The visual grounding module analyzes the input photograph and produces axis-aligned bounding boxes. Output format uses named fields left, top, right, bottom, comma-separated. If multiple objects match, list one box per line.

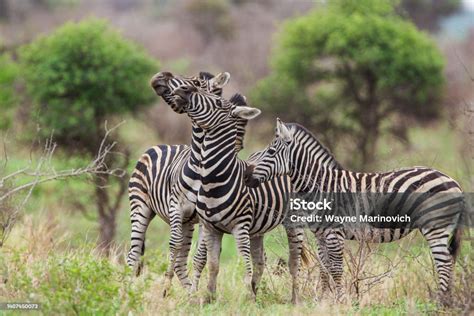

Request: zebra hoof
left=188, top=295, right=201, bottom=306
left=162, top=278, right=172, bottom=298
left=438, top=292, right=453, bottom=307
left=135, top=261, right=143, bottom=277
left=291, top=295, right=300, bottom=305
left=245, top=292, right=256, bottom=303
left=203, top=293, right=216, bottom=304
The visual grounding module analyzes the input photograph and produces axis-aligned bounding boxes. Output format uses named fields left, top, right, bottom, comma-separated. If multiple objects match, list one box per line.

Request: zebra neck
left=200, top=121, right=238, bottom=179
left=189, top=122, right=204, bottom=168
left=289, top=140, right=343, bottom=192
left=234, top=119, right=247, bottom=153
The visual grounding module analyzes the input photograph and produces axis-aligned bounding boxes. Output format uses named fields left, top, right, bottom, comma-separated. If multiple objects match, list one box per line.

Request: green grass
left=1, top=118, right=472, bottom=315
left=1, top=216, right=470, bottom=315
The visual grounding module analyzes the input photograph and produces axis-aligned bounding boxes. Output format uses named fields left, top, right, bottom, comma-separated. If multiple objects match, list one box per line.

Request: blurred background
left=0, top=0, right=473, bottom=313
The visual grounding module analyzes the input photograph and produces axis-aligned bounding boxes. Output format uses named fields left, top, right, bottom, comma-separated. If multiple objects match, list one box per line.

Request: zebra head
left=244, top=118, right=293, bottom=188
left=150, top=71, right=230, bottom=113
left=173, top=86, right=261, bottom=130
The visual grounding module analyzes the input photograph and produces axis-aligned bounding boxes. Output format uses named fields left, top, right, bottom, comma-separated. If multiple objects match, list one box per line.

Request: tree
left=20, top=19, right=158, bottom=252
left=251, top=0, right=444, bottom=168
left=0, top=52, right=18, bottom=130
left=0, top=126, right=125, bottom=248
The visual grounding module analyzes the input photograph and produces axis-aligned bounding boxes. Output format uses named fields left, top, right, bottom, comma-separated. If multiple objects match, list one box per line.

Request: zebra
left=127, top=71, right=244, bottom=295
left=244, top=118, right=465, bottom=305
left=172, top=85, right=306, bottom=304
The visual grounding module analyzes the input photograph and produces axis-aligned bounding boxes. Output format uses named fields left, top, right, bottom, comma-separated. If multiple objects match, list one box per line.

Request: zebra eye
left=193, top=80, right=201, bottom=87
left=216, top=100, right=222, bottom=107
left=267, top=147, right=276, bottom=157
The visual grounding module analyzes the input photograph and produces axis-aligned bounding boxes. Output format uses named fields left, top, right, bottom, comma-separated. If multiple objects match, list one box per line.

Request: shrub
left=6, top=249, right=149, bottom=314
left=251, top=0, right=445, bottom=168
left=20, top=18, right=158, bottom=147
left=19, top=19, right=159, bottom=250
left=0, top=52, right=19, bottom=130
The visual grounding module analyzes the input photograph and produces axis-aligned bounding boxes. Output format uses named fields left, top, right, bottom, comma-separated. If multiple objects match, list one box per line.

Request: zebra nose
left=244, top=165, right=259, bottom=188
left=150, top=72, right=174, bottom=95
left=156, top=71, right=173, bottom=79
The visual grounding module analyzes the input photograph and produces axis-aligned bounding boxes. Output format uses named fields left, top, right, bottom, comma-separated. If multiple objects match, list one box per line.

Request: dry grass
left=1, top=213, right=472, bottom=315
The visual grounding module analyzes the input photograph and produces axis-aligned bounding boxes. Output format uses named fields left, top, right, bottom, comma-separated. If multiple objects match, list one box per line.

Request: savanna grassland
left=1, top=0, right=473, bottom=315
left=1, top=117, right=472, bottom=315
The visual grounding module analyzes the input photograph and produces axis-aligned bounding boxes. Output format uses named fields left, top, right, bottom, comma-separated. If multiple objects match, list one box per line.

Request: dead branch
left=0, top=121, right=126, bottom=247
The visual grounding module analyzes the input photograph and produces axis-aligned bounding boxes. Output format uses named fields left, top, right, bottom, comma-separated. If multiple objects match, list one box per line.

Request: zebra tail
left=449, top=203, right=465, bottom=262
left=449, top=226, right=463, bottom=262
left=300, top=242, right=312, bottom=267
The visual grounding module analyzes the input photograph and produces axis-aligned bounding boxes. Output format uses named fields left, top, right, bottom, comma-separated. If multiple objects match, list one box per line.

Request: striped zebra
left=244, top=118, right=464, bottom=305
left=127, top=71, right=244, bottom=295
left=172, top=85, right=306, bottom=303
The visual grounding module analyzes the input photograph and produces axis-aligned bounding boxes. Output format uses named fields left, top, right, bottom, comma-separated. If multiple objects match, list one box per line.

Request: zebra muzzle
left=244, top=165, right=260, bottom=188
left=150, top=72, right=173, bottom=96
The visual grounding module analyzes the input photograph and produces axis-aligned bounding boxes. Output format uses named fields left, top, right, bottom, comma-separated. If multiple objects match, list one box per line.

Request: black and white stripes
left=245, top=118, right=464, bottom=304
left=173, top=86, right=305, bottom=303
left=127, top=72, right=235, bottom=294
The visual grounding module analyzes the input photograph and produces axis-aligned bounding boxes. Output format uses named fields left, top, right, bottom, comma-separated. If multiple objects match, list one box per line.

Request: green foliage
left=7, top=249, right=148, bottom=314
left=20, top=19, right=158, bottom=147
left=0, top=53, right=19, bottom=130
left=251, top=0, right=445, bottom=167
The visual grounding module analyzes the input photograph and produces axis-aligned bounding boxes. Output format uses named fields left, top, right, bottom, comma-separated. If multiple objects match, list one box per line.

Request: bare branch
left=0, top=121, right=127, bottom=247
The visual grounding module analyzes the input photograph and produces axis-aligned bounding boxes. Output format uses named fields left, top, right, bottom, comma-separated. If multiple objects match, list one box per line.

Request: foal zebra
left=173, top=85, right=305, bottom=303
left=244, top=119, right=464, bottom=304
left=127, top=71, right=244, bottom=294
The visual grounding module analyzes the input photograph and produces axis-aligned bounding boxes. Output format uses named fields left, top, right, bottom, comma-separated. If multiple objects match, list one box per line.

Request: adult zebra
left=172, top=85, right=306, bottom=304
left=244, top=118, right=464, bottom=305
left=127, top=71, right=244, bottom=295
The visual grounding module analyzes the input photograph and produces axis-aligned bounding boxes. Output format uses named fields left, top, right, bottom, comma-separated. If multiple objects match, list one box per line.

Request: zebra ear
left=277, top=118, right=292, bottom=142
left=210, top=72, right=230, bottom=89
left=231, top=106, right=261, bottom=120
left=199, top=71, right=215, bottom=80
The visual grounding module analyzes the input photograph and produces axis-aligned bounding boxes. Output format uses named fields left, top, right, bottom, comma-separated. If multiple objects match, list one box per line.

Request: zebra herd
left=126, top=71, right=464, bottom=305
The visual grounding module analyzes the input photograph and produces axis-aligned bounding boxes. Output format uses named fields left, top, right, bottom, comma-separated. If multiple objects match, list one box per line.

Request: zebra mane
left=199, top=71, right=215, bottom=80
left=229, top=93, right=247, bottom=107
left=287, top=123, right=343, bottom=169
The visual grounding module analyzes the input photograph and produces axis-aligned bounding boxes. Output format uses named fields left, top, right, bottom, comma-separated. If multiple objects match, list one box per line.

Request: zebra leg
left=250, top=236, right=265, bottom=296
left=314, top=232, right=330, bottom=299
left=422, top=227, right=455, bottom=306
left=127, top=201, right=155, bottom=276
left=173, top=221, right=194, bottom=292
left=204, top=227, right=223, bottom=304
left=326, top=230, right=345, bottom=301
left=162, top=204, right=184, bottom=297
left=233, top=226, right=255, bottom=301
left=191, top=223, right=207, bottom=293
left=285, top=227, right=304, bottom=304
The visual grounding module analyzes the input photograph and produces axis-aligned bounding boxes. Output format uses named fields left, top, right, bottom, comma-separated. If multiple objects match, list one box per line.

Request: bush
left=251, top=0, right=445, bottom=168
left=0, top=53, right=19, bottom=130
left=7, top=249, right=149, bottom=314
left=20, top=18, right=158, bottom=147
left=19, top=19, right=159, bottom=250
